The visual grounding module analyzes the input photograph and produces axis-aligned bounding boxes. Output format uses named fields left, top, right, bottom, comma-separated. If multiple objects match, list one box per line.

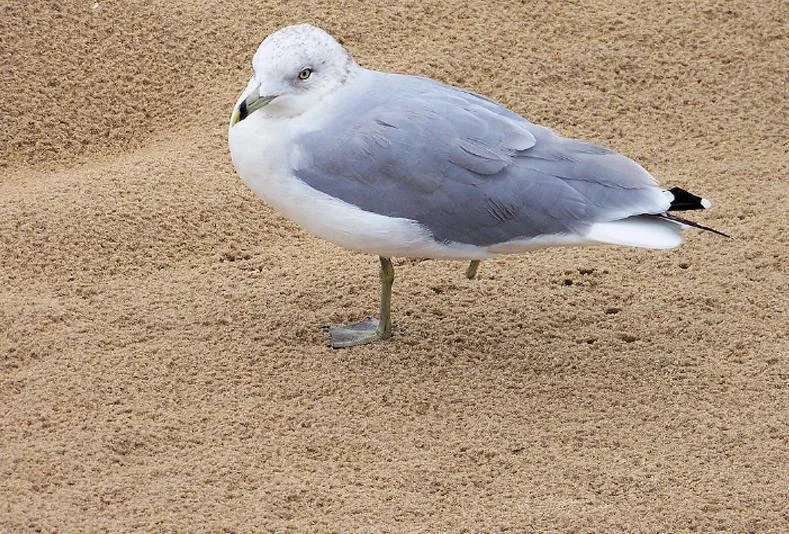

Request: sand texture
left=2, top=1, right=788, bottom=531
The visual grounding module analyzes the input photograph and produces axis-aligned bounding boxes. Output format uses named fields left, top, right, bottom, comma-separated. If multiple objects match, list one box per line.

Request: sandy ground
left=2, top=1, right=787, bottom=531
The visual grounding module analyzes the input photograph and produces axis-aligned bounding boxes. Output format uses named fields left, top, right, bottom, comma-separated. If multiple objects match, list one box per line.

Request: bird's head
left=230, top=24, right=357, bottom=125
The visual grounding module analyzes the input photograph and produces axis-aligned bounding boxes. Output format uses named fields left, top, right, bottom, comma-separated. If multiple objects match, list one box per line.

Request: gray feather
left=293, top=70, right=669, bottom=247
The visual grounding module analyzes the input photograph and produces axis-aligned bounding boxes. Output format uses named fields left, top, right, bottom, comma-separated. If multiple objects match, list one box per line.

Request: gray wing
left=293, top=72, right=669, bottom=247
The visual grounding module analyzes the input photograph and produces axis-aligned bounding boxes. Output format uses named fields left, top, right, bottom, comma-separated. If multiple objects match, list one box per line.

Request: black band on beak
left=231, top=89, right=277, bottom=126
left=237, top=99, right=249, bottom=123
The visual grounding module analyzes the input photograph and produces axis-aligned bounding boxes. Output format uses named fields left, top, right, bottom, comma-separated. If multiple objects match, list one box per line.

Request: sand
left=2, top=0, right=787, bottom=531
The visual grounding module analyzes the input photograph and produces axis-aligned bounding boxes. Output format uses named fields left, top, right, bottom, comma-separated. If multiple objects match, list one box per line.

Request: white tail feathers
left=585, top=216, right=684, bottom=249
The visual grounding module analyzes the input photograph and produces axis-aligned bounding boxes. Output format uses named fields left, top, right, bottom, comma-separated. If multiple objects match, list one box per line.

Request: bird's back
left=291, top=69, right=675, bottom=249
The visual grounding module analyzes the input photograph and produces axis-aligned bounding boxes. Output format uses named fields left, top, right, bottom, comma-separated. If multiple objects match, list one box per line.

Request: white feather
left=585, top=217, right=684, bottom=249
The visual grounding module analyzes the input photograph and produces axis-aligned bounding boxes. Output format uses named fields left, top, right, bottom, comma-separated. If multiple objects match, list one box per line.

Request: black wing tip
left=668, top=187, right=712, bottom=211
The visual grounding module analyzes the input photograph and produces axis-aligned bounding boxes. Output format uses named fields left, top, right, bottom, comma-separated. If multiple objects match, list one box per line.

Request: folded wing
left=293, top=71, right=673, bottom=248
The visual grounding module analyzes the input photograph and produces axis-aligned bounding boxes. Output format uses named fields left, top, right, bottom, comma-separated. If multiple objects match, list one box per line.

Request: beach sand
left=2, top=1, right=787, bottom=530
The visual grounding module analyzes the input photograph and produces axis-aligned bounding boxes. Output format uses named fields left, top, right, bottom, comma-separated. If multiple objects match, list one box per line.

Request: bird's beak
left=230, top=86, right=277, bottom=126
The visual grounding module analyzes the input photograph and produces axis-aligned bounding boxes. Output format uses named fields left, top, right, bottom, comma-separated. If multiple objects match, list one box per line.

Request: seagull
left=228, top=23, right=727, bottom=348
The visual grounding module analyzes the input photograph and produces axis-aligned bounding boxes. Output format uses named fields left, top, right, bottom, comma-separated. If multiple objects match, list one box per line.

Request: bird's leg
left=376, top=256, right=395, bottom=339
left=324, top=256, right=395, bottom=348
left=466, top=260, right=481, bottom=280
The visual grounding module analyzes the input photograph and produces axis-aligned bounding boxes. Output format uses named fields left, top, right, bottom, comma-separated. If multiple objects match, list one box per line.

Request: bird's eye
left=298, top=68, right=312, bottom=80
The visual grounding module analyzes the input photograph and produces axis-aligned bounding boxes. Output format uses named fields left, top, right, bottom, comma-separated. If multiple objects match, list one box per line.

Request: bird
left=228, top=23, right=727, bottom=348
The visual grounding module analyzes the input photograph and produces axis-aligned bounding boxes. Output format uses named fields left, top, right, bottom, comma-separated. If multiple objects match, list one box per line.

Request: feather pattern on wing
left=292, top=70, right=671, bottom=247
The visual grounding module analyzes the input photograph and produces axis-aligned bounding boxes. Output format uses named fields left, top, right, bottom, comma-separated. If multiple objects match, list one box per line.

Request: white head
left=231, top=24, right=358, bottom=123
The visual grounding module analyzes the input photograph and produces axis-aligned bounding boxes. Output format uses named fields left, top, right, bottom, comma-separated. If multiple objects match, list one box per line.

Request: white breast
left=228, top=109, right=490, bottom=260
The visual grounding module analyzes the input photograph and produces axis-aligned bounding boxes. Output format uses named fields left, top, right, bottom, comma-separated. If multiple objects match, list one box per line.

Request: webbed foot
left=323, top=317, right=391, bottom=348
